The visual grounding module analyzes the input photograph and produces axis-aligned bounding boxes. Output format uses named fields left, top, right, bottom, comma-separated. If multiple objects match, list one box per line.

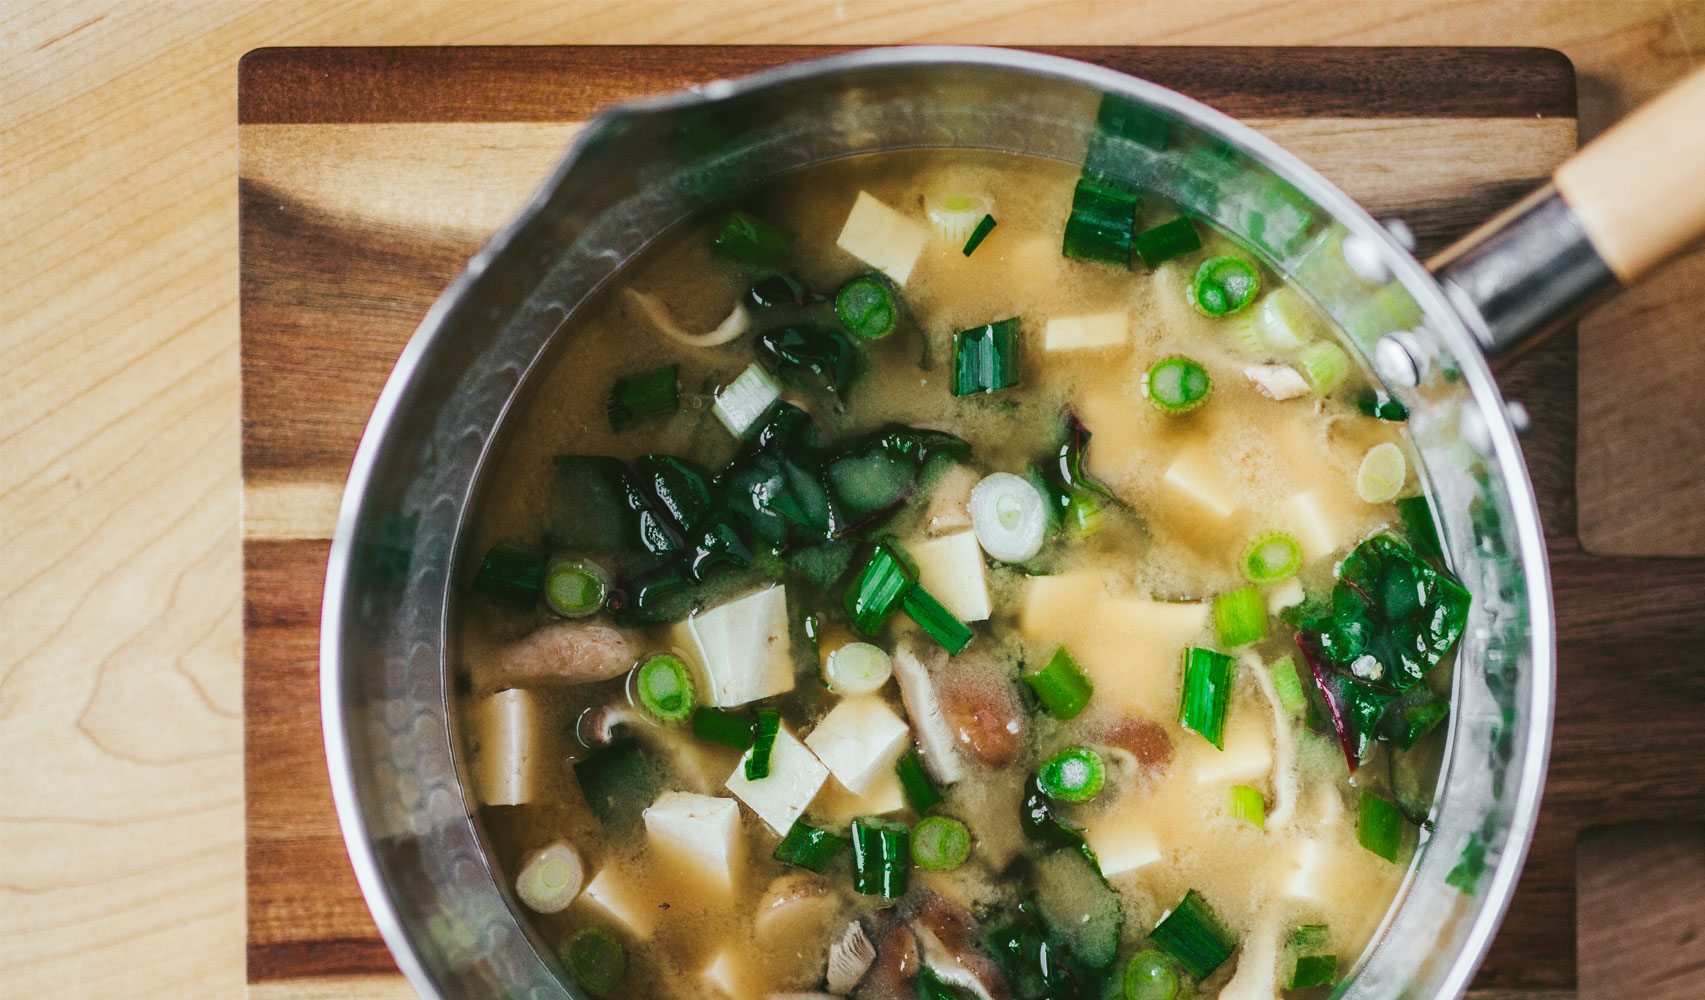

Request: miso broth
left=456, top=149, right=1469, bottom=1000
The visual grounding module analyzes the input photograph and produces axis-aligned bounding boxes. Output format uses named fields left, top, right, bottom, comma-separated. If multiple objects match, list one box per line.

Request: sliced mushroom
left=892, top=643, right=965, bottom=785
left=626, top=288, right=752, bottom=348
left=908, top=894, right=1011, bottom=1000
left=938, top=672, right=1024, bottom=769
left=1093, top=715, right=1174, bottom=773
left=1244, top=363, right=1310, bottom=400
left=754, top=871, right=837, bottom=942
left=575, top=703, right=642, bottom=748
left=826, top=919, right=878, bottom=996
left=1245, top=652, right=1299, bottom=828
left=924, top=464, right=979, bottom=537
left=491, top=621, right=635, bottom=688
left=852, top=919, right=920, bottom=1000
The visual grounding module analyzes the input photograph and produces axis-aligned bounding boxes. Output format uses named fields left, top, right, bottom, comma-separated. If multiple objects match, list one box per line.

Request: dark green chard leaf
left=632, top=455, right=716, bottom=537
left=712, top=211, right=792, bottom=273
left=985, top=896, right=1106, bottom=1000
left=616, top=467, right=684, bottom=557
left=573, top=738, right=657, bottom=835
left=1297, top=635, right=1396, bottom=771
left=746, top=272, right=810, bottom=309
left=756, top=324, right=861, bottom=393
left=718, top=448, right=836, bottom=549
left=1020, top=774, right=1088, bottom=852
left=547, top=455, right=637, bottom=552
left=471, top=545, right=546, bottom=607
left=821, top=427, right=969, bottom=534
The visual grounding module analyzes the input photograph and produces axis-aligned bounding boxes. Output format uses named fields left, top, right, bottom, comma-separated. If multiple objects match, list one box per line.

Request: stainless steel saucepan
left=319, top=48, right=1705, bottom=999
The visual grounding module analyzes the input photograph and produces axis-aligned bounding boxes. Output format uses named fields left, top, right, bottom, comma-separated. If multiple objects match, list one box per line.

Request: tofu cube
left=837, top=191, right=928, bottom=285
left=1193, top=704, right=1274, bottom=785
left=1265, top=577, right=1306, bottom=616
left=1044, top=311, right=1129, bottom=352
left=1161, top=449, right=1238, bottom=522
left=726, top=726, right=829, bottom=835
left=909, top=529, right=991, bottom=622
left=642, top=791, right=741, bottom=892
left=806, top=696, right=911, bottom=794
left=1285, top=839, right=1328, bottom=902
left=1283, top=489, right=1355, bottom=562
left=702, top=950, right=744, bottom=999
left=582, top=866, right=658, bottom=937
left=470, top=688, right=540, bottom=806
left=677, top=584, right=795, bottom=707
left=815, top=762, right=908, bottom=826
left=1085, top=821, right=1162, bottom=878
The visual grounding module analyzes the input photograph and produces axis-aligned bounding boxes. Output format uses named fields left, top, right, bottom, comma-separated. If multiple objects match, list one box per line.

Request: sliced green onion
left=902, top=585, right=973, bottom=655
left=1241, top=531, right=1302, bottom=585
left=843, top=541, right=916, bottom=636
left=1357, top=388, right=1410, bottom=421
left=1397, top=494, right=1442, bottom=559
left=607, top=364, right=679, bottom=431
left=713, top=363, right=781, bottom=437
left=1142, top=356, right=1211, bottom=415
left=634, top=654, right=695, bottom=723
left=1290, top=923, right=1330, bottom=952
left=472, top=545, right=545, bottom=606
left=951, top=317, right=1022, bottom=396
left=912, top=815, right=971, bottom=871
left=1025, top=646, right=1094, bottom=720
left=543, top=558, right=609, bottom=618
left=969, top=471, right=1047, bottom=562
left=961, top=214, right=998, bottom=256
left=1290, top=953, right=1339, bottom=989
left=1150, top=889, right=1238, bottom=980
left=1356, top=442, right=1408, bottom=503
left=1357, top=791, right=1406, bottom=862
left=896, top=748, right=943, bottom=812
left=1257, top=286, right=1327, bottom=352
left=1179, top=647, right=1235, bottom=749
left=1065, top=488, right=1105, bottom=537
left=1212, top=586, right=1269, bottom=647
left=823, top=641, right=892, bottom=695
left=1189, top=255, right=1260, bottom=316
left=1227, top=784, right=1266, bottom=828
left=850, top=817, right=911, bottom=898
left=774, top=819, right=849, bottom=873
left=1123, top=948, right=1183, bottom=1000
left=745, top=708, right=782, bottom=780
left=691, top=707, right=754, bottom=750
left=1132, top=217, right=1201, bottom=268
left=1038, top=747, right=1106, bottom=803
left=835, top=273, right=899, bottom=341
left=514, top=841, right=584, bottom=914
left=927, top=193, right=991, bottom=243
left=1062, top=177, right=1139, bottom=266
left=712, top=210, right=792, bottom=272
left=1296, top=340, right=1352, bottom=395
left=559, top=926, right=626, bottom=996
left=1269, top=654, right=1308, bottom=715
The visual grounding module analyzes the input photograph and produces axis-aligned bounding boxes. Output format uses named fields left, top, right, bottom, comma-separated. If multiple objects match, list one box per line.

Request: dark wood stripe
left=248, top=938, right=399, bottom=983
left=238, top=45, right=1575, bottom=125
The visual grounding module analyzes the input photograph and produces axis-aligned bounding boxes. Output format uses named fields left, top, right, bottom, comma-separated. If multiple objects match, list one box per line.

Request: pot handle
left=1428, top=67, right=1705, bottom=358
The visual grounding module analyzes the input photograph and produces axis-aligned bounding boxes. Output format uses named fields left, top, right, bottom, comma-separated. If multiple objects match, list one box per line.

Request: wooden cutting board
left=240, top=46, right=1705, bottom=999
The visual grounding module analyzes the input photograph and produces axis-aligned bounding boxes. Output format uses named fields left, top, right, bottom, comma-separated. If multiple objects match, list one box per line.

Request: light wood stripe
left=249, top=975, right=419, bottom=1000
left=244, top=480, right=346, bottom=542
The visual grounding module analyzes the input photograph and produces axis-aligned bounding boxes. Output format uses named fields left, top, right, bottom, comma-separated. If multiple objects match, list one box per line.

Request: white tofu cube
left=582, top=867, right=658, bottom=937
left=909, top=529, right=991, bottom=622
left=1265, top=577, right=1306, bottom=615
left=1284, top=489, right=1353, bottom=562
left=726, top=726, right=829, bottom=835
left=470, top=688, right=540, bottom=806
left=806, top=696, right=911, bottom=794
left=677, top=584, right=795, bottom=707
left=1044, top=311, right=1129, bottom=352
left=815, top=761, right=908, bottom=825
left=702, top=950, right=743, bottom=999
left=1162, top=449, right=1238, bottom=521
left=1193, top=705, right=1274, bottom=785
left=836, top=191, right=928, bottom=285
left=1085, top=821, right=1162, bottom=878
left=1285, top=839, right=1328, bottom=902
left=642, top=791, right=741, bottom=892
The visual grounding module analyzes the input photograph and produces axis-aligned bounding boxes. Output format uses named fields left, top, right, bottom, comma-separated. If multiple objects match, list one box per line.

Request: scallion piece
left=1357, top=791, right=1407, bottom=862
left=1065, top=488, right=1105, bottom=538
left=514, top=841, right=585, bottom=914
left=744, top=707, right=781, bottom=780
left=634, top=653, right=695, bottom=723
left=1062, top=178, right=1139, bottom=266
left=1189, top=255, right=1260, bottom=316
left=691, top=707, right=753, bottom=750
left=1038, top=747, right=1106, bottom=803
left=472, top=545, right=546, bottom=606
left=1290, top=953, right=1339, bottom=989
left=912, top=815, right=971, bottom=871
left=961, top=213, right=998, bottom=256
left=1290, top=923, right=1330, bottom=952
left=1296, top=340, right=1352, bottom=395
left=1357, top=388, right=1410, bottom=421
left=1025, top=646, right=1094, bottom=720
left=713, top=363, right=781, bottom=438
left=1123, top=948, right=1184, bottom=1000
left=1179, top=647, right=1235, bottom=749
left=774, top=819, right=849, bottom=873
left=1142, top=355, right=1211, bottom=415
left=712, top=210, right=792, bottom=272
left=927, top=193, right=991, bottom=243
left=1150, top=889, right=1238, bottom=980
left=1397, top=494, right=1442, bottom=559
left=843, top=542, right=915, bottom=637
left=1241, top=531, right=1302, bottom=585
left=559, top=927, right=626, bottom=996
left=850, top=817, right=910, bottom=898
left=543, top=558, right=609, bottom=618
left=902, top=584, right=974, bottom=655
left=1212, top=586, right=1269, bottom=647
left=951, top=318, right=1022, bottom=396
left=835, top=273, right=899, bottom=341
left=969, top=471, right=1047, bottom=563
left=1227, top=784, right=1266, bottom=828
left=823, top=641, right=892, bottom=695
left=897, top=749, right=943, bottom=813
left=607, top=364, right=679, bottom=431
left=1269, top=653, right=1308, bottom=715
left=1132, top=216, right=1201, bottom=268
left=1356, top=442, right=1408, bottom=504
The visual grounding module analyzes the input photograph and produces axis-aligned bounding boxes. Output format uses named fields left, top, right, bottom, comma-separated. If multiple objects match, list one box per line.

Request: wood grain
left=6, top=3, right=1702, bottom=999
left=1576, top=825, right=1705, bottom=1000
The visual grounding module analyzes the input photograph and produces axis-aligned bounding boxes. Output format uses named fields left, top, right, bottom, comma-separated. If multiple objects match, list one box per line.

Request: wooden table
left=5, top=3, right=1703, bottom=998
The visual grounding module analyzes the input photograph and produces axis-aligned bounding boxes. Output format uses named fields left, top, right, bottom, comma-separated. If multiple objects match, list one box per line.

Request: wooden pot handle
left=1554, top=67, right=1705, bottom=283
